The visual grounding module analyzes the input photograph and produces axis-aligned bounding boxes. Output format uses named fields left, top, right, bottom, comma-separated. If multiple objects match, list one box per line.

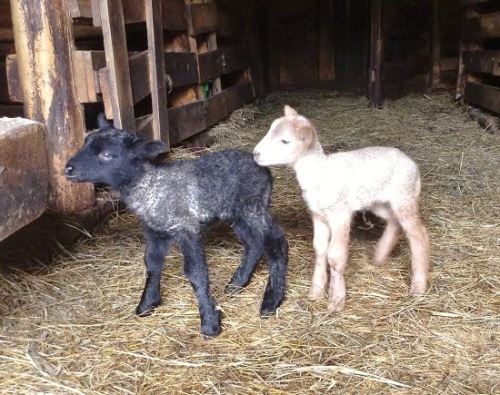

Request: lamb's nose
left=253, top=151, right=260, bottom=161
left=64, top=165, right=74, bottom=176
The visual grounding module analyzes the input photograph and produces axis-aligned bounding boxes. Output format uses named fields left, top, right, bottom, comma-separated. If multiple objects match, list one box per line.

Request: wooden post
left=99, top=0, right=136, bottom=130
left=456, top=7, right=480, bottom=99
left=431, top=0, right=441, bottom=88
left=10, top=0, right=95, bottom=213
left=145, top=0, right=170, bottom=146
left=368, top=0, right=383, bottom=107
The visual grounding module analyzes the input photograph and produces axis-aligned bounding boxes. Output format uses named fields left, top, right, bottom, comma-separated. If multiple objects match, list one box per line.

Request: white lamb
left=253, top=105, right=430, bottom=312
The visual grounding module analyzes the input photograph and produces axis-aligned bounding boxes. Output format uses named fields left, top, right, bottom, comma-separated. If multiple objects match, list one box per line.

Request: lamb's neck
left=118, top=162, right=157, bottom=204
left=292, top=143, right=326, bottom=191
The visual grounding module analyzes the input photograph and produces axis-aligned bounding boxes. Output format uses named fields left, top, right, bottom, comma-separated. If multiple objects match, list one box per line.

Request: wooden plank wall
left=382, top=0, right=433, bottom=99
left=5, top=0, right=255, bottom=146
left=458, top=0, right=500, bottom=114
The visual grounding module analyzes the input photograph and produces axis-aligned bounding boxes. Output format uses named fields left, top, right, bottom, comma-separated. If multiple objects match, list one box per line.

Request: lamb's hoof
left=409, top=282, right=427, bottom=295
left=308, top=288, right=325, bottom=300
left=260, top=297, right=281, bottom=318
left=372, top=257, right=387, bottom=266
left=225, top=283, right=244, bottom=296
left=200, top=310, right=222, bottom=337
left=327, top=297, right=346, bottom=313
left=135, top=300, right=161, bottom=317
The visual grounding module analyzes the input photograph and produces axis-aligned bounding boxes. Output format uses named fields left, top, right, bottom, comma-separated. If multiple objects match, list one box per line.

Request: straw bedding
left=0, top=91, right=499, bottom=394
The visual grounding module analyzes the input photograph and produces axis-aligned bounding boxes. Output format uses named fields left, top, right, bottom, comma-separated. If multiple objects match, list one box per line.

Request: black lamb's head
left=64, top=114, right=167, bottom=189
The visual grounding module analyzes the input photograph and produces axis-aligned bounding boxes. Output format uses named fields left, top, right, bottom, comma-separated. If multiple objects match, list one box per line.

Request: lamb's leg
left=371, top=205, right=403, bottom=266
left=225, top=218, right=264, bottom=295
left=136, top=229, right=171, bottom=316
left=260, top=219, right=288, bottom=317
left=326, top=214, right=352, bottom=312
left=394, top=204, right=430, bottom=295
left=179, top=234, right=221, bottom=337
left=309, top=214, right=331, bottom=300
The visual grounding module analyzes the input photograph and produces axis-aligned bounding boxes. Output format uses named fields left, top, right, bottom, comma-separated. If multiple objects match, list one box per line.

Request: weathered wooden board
left=203, top=91, right=226, bottom=127
left=162, top=0, right=187, bottom=31
left=465, top=81, right=500, bottom=114
left=168, top=100, right=206, bottom=144
left=146, top=0, right=169, bottom=144
left=224, top=81, right=254, bottom=113
left=99, top=0, right=136, bottom=130
left=11, top=0, right=95, bottom=213
left=186, top=2, right=218, bottom=36
left=199, top=50, right=223, bottom=82
left=165, top=52, right=199, bottom=87
left=5, top=55, right=22, bottom=103
left=463, top=12, right=500, bottom=40
left=0, top=118, right=48, bottom=241
left=71, top=50, right=106, bottom=103
left=318, top=0, right=335, bottom=81
left=463, top=50, right=500, bottom=76
left=221, top=46, right=249, bottom=74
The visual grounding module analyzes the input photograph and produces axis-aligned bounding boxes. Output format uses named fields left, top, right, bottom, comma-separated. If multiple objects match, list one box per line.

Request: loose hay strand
left=0, top=90, right=499, bottom=394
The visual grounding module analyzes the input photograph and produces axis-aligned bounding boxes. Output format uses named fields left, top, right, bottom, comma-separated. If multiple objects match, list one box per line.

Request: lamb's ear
left=133, top=139, right=168, bottom=160
left=296, top=126, right=316, bottom=147
left=97, top=113, right=112, bottom=130
left=284, top=105, right=298, bottom=117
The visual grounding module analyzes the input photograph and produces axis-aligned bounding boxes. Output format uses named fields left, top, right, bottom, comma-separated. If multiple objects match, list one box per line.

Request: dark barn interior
left=0, top=0, right=499, bottom=393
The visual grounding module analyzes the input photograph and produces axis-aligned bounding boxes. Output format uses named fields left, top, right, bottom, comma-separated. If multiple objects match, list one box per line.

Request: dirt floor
left=0, top=91, right=499, bottom=394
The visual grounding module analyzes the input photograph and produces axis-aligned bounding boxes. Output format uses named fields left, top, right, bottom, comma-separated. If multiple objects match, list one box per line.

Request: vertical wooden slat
left=145, top=0, right=169, bottom=146
left=431, top=0, right=441, bottom=88
left=456, top=7, right=481, bottom=99
left=10, top=0, right=95, bottom=213
left=368, top=0, right=383, bottom=107
left=207, top=32, right=222, bottom=94
left=99, top=0, right=136, bottom=130
left=318, top=0, right=335, bottom=82
left=242, top=2, right=265, bottom=97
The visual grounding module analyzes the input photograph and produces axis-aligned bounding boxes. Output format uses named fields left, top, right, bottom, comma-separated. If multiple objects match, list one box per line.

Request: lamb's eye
left=281, top=139, right=290, bottom=145
left=99, top=151, right=113, bottom=160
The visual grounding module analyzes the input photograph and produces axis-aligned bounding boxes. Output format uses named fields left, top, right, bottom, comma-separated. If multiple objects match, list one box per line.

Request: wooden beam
left=242, top=2, right=265, bottom=97
left=166, top=52, right=199, bottom=87
left=0, top=118, right=48, bottom=241
left=463, top=11, right=500, bottom=40
left=162, top=0, right=187, bottom=31
left=186, top=2, right=218, bottom=36
left=5, top=55, right=22, bottom=103
left=463, top=50, right=500, bottom=76
left=168, top=100, right=206, bottom=144
left=221, top=46, right=249, bottom=74
left=464, top=81, right=500, bottom=114
left=10, top=0, right=95, bottom=212
left=318, top=0, right=335, bottom=81
left=431, top=0, right=441, bottom=87
left=368, top=0, right=383, bottom=107
left=146, top=0, right=169, bottom=145
left=199, top=50, right=223, bottom=82
left=207, top=32, right=222, bottom=94
left=456, top=8, right=481, bottom=99
left=99, top=0, right=136, bottom=130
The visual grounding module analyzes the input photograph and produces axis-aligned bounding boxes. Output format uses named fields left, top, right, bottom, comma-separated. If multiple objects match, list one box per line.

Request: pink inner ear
left=284, top=105, right=298, bottom=117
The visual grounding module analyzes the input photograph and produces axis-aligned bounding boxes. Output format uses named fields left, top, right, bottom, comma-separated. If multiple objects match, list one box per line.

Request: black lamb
left=64, top=116, right=288, bottom=336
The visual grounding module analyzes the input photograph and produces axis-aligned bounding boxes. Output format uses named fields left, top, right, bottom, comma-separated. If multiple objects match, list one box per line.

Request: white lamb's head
left=253, top=105, right=317, bottom=167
